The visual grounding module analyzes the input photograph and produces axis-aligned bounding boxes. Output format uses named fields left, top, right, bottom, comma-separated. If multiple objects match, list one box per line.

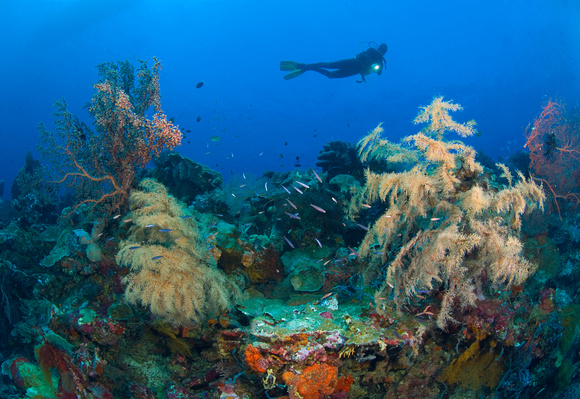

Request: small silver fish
left=284, top=236, right=295, bottom=248
left=293, top=186, right=303, bottom=194
left=286, top=198, right=297, bottom=209
left=356, top=223, right=369, bottom=231
left=348, top=246, right=360, bottom=257
left=315, top=238, right=322, bottom=248
left=145, top=224, right=156, bottom=228
left=321, top=292, right=333, bottom=300
left=310, top=204, right=326, bottom=213
left=284, top=212, right=300, bottom=220
left=296, top=181, right=309, bottom=189
left=313, top=170, right=322, bottom=183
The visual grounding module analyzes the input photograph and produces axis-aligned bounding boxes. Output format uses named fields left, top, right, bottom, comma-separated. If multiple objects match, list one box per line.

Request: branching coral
left=117, top=179, right=238, bottom=327
left=38, top=58, right=181, bottom=216
left=351, top=97, right=545, bottom=328
left=413, top=96, right=477, bottom=139
left=524, top=99, right=580, bottom=217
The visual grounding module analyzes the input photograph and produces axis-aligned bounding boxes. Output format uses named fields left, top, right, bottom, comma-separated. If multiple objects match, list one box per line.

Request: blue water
left=1, top=0, right=578, bottom=198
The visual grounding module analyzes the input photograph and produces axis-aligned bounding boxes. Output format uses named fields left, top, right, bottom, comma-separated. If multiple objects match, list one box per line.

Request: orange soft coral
left=282, top=363, right=338, bottom=399
left=245, top=344, right=268, bottom=373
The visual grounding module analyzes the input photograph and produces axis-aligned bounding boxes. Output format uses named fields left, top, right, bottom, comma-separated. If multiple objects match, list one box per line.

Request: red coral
left=282, top=363, right=338, bottom=399
left=525, top=100, right=580, bottom=217
left=319, top=311, right=333, bottom=319
left=331, top=375, right=354, bottom=398
left=9, top=357, right=34, bottom=388
left=539, top=288, right=555, bottom=314
left=245, top=245, right=285, bottom=283
left=39, top=58, right=182, bottom=215
left=36, top=342, right=86, bottom=394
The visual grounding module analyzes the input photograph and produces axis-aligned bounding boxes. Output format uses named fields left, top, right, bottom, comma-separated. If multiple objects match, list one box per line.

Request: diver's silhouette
left=281, top=42, right=387, bottom=83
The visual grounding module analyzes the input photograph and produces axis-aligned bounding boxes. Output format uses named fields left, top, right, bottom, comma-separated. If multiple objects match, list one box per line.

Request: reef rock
left=282, top=247, right=331, bottom=292
left=152, top=152, right=223, bottom=203
left=316, top=140, right=364, bottom=181
left=290, top=268, right=325, bottom=292
left=329, top=174, right=361, bottom=194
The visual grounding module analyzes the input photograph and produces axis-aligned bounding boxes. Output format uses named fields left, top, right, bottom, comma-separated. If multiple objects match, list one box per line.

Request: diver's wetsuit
left=301, top=47, right=386, bottom=79
left=281, top=43, right=387, bottom=82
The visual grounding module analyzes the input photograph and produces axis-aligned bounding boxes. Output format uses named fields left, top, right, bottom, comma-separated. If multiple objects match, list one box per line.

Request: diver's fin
left=280, top=60, right=300, bottom=71
left=283, top=70, right=305, bottom=80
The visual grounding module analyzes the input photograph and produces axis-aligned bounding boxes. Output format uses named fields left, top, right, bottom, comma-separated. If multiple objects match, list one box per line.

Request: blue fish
left=128, top=246, right=141, bottom=250
left=159, top=229, right=173, bottom=232
left=181, top=215, right=192, bottom=219
left=152, top=256, right=164, bottom=260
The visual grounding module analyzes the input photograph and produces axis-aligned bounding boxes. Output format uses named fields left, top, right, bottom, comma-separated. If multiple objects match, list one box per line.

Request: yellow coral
left=439, top=340, right=504, bottom=390
left=117, top=179, right=238, bottom=326
left=413, top=96, right=477, bottom=139
left=352, top=98, right=545, bottom=328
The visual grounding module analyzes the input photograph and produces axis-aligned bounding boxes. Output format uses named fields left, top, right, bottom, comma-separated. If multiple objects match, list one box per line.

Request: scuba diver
left=280, top=42, right=387, bottom=83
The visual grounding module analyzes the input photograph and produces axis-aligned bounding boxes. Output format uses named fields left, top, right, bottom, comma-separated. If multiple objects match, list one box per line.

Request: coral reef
left=4, top=62, right=578, bottom=399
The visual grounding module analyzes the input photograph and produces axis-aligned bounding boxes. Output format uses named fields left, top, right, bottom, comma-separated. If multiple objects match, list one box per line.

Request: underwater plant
left=38, top=58, right=181, bottom=216
left=351, top=97, right=545, bottom=328
left=117, top=179, right=239, bottom=326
